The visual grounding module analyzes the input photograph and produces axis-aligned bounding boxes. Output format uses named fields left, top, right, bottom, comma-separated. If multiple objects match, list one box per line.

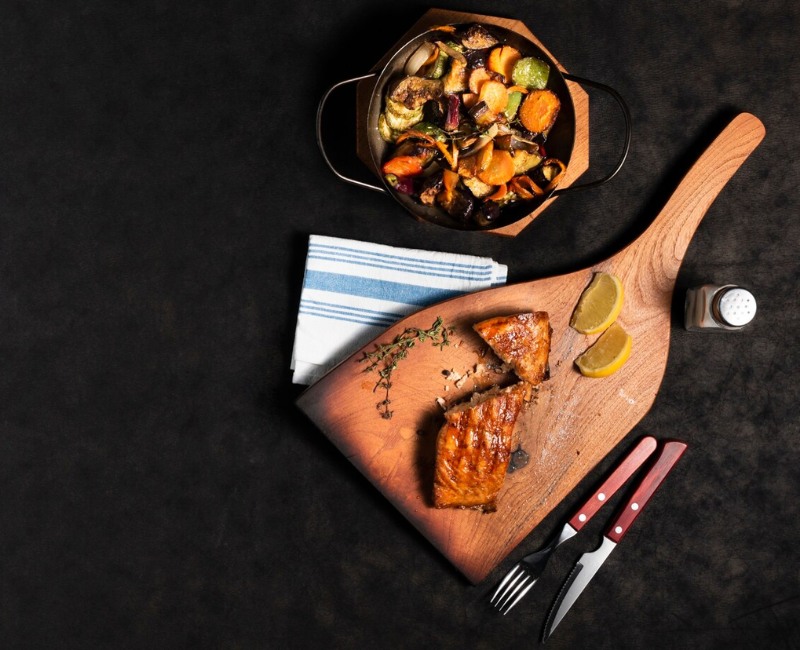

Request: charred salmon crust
left=433, top=382, right=530, bottom=511
left=473, top=312, right=552, bottom=386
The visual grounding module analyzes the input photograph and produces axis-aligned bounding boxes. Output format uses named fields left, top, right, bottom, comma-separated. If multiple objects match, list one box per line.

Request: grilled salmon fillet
left=433, top=383, right=531, bottom=512
left=473, top=312, right=552, bottom=386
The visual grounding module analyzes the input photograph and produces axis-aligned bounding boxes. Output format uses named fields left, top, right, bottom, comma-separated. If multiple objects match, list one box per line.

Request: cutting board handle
left=615, top=113, right=765, bottom=279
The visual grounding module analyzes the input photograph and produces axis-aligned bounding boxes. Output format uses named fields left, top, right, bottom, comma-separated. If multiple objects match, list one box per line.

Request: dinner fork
left=490, top=436, right=658, bottom=614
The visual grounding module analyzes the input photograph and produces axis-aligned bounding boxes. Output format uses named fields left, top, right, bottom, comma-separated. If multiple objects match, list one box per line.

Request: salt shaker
left=684, top=284, right=757, bottom=331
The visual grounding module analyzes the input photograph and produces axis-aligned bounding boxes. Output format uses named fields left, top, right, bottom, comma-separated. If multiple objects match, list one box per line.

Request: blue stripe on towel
left=301, top=299, right=406, bottom=321
left=298, top=307, right=391, bottom=328
left=307, top=253, right=494, bottom=281
left=303, top=270, right=465, bottom=306
left=309, top=242, right=494, bottom=273
left=299, top=302, right=397, bottom=327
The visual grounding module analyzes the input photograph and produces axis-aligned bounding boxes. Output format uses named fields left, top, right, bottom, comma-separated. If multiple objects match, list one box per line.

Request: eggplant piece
left=393, top=141, right=436, bottom=165
left=419, top=171, right=444, bottom=206
left=423, top=98, right=446, bottom=128
left=460, top=24, right=499, bottom=50
left=464, top=48, right=489, bottom=69
left=474, top=201, right=501, bottom=227
left=388, top=76, right=444, bottom=110
left=438, top=186, right=475, bottom=221
left=511, top=149, right=544, bottom=176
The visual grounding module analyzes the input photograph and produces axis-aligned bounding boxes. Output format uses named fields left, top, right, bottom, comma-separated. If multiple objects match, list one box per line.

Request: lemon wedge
left=570, top=272, right=625, bottom=335
left=575, top=322, right=632, bottom=378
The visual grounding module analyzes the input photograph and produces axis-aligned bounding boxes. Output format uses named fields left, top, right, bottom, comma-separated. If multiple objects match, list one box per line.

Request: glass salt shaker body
left=685, top=284, right=757, bottom=332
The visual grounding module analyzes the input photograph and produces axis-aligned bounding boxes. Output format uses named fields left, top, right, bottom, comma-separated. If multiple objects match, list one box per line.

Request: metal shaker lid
left=715, top=287, right=757, bottom=327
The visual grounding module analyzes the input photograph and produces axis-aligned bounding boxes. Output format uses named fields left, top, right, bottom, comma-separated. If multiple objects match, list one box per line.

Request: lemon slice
left=570, top=272, right=625, bottom=335
left=575, top=322, right=632, bottom=378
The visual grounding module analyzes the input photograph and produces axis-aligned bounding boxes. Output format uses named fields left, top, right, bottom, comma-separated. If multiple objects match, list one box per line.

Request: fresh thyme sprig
left=360, top=316, right=455, bottom=419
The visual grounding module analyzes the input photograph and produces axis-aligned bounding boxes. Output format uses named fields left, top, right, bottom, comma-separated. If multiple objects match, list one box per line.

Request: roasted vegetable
left=488, top=46, right=522, bottom=84
left=504, top=91, right=524, bottom=120
left=474, top=200, right=501, bottom=226
left=382, top=156, right=426, bottom=177
left=435, top=41, right=466, bottom=65
left=444, top=94, right=461, bottom=131
left=511, top=148, right=544, bottom=175
left=425, top=48, right=449, bottom=79
left=419, top=171, right=444, bottom=205
left=384, top=173, right=416, bottom=195
left=460, top=24, right=500, bottom=50
left=443, top=58, right=469, bottom=94
left=410, top=121, right=448, bottom=142
left=379, top=113, right=400, bottom=143
left=464, top=48, right=489, bottom=69
left=512, top=57, right=550, bottom=90
left=405, top=43, right=438, bottom=76
left=477, top=149, right=515, bottom=185
left=463, top=175, right=495, bottom=198
left=478, top=80, right=509, bottom=114
left=518, top=89, right=561, bottom=134
left=385, top=95, right=425, bottom=130
left=388, top=76, right=444, bottom=110
left=438, top=185, right=475, bottom=221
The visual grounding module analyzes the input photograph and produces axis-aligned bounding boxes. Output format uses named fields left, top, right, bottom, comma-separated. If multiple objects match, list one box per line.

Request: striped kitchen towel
left=291, top=235, right=508, bottom=385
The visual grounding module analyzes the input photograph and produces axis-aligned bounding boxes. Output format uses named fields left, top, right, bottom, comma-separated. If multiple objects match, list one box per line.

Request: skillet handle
left=316, top=73, right=387, bottom=194
left=550, top=74, right=632, bottom=197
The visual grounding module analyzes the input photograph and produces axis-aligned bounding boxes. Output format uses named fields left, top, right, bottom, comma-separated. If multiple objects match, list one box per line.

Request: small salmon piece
left=433, top=383, right=531, bottom=511
left=473, top=312, right=552, bottom=386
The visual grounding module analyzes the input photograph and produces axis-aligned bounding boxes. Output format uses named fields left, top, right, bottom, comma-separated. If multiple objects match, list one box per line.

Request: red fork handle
left=568, top=436, right=658, bottom=531
left=606, top=440, right=689, bottom=543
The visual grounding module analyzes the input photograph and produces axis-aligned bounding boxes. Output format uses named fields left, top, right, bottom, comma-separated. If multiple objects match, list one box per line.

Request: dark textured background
left=0, top=1, right=798, bottom=648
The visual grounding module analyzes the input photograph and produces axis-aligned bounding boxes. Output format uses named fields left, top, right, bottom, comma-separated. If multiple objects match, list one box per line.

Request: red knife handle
left=606, top=440, right=688, bottom=543
left=568, top=436, right=658, bottom=531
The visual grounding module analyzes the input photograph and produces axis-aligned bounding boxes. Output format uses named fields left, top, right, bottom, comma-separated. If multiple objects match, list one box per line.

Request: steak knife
left=542, top=440, right=688, bottom=642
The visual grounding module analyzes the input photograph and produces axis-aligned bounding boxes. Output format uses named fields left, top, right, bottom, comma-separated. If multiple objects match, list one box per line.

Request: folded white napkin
left=291, top=235, right=508, bottom=385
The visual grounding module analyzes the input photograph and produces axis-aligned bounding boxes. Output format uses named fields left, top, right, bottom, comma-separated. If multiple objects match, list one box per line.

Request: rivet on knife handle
left=606, top=440, right=688, bottom=544
left=568, top=436, right=658, bottom=531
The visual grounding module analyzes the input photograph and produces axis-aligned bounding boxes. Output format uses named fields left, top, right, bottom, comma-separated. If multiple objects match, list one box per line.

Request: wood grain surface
left=353, top=8, right=590, bottom=237
left=297, top=113, right=765, bottom=583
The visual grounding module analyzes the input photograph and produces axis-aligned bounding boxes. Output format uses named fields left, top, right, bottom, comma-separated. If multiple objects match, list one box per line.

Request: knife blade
left=542, top=440, right=688, bottom=642
left=490, top=435, right=658, bottom=614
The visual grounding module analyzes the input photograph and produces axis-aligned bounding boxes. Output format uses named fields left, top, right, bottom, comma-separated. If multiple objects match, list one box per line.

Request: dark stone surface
left=0, top=1, right=798, bottom=648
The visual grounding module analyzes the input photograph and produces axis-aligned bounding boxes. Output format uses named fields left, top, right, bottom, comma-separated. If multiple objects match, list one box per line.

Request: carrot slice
left=488, top=46, right=521, bottom=84
left=422, top=45, right=440, bottom=67
left=506, top=85, right=530, bottom=94
left=468, top=68, right=493, bottom=94
left=518, top=89, right=561, bottom=134
left=477, top=149, right=515, bottom=185
left=486, top=183, right=507, bottom=201
left=510, top=175, right=545, bottom=199
left=442, top=169, right=459, bottom=201
left=382, top=156, right=425, bottom=177
left=477, top=141, right=494, bottom=173
left=394, top=130, right=437, bottom=146
left=478, top=80, right=509, bottom=114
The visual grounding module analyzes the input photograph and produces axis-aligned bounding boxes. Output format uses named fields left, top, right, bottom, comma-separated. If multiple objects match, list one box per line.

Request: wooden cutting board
left=296, top=113, right=765, bottom=584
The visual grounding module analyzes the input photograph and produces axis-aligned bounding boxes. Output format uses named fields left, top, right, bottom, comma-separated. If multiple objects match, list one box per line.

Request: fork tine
left=490, top=565, right=521, bottom=604
left=501, top=577, right=536, bottom=615
left=495, top=571, right=526, bottom=609
left=498, top=574, right=530, bottom=611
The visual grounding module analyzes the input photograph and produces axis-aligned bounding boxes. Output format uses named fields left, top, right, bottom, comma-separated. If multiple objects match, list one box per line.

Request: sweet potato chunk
left=518, top=89, right=561, bottom=134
